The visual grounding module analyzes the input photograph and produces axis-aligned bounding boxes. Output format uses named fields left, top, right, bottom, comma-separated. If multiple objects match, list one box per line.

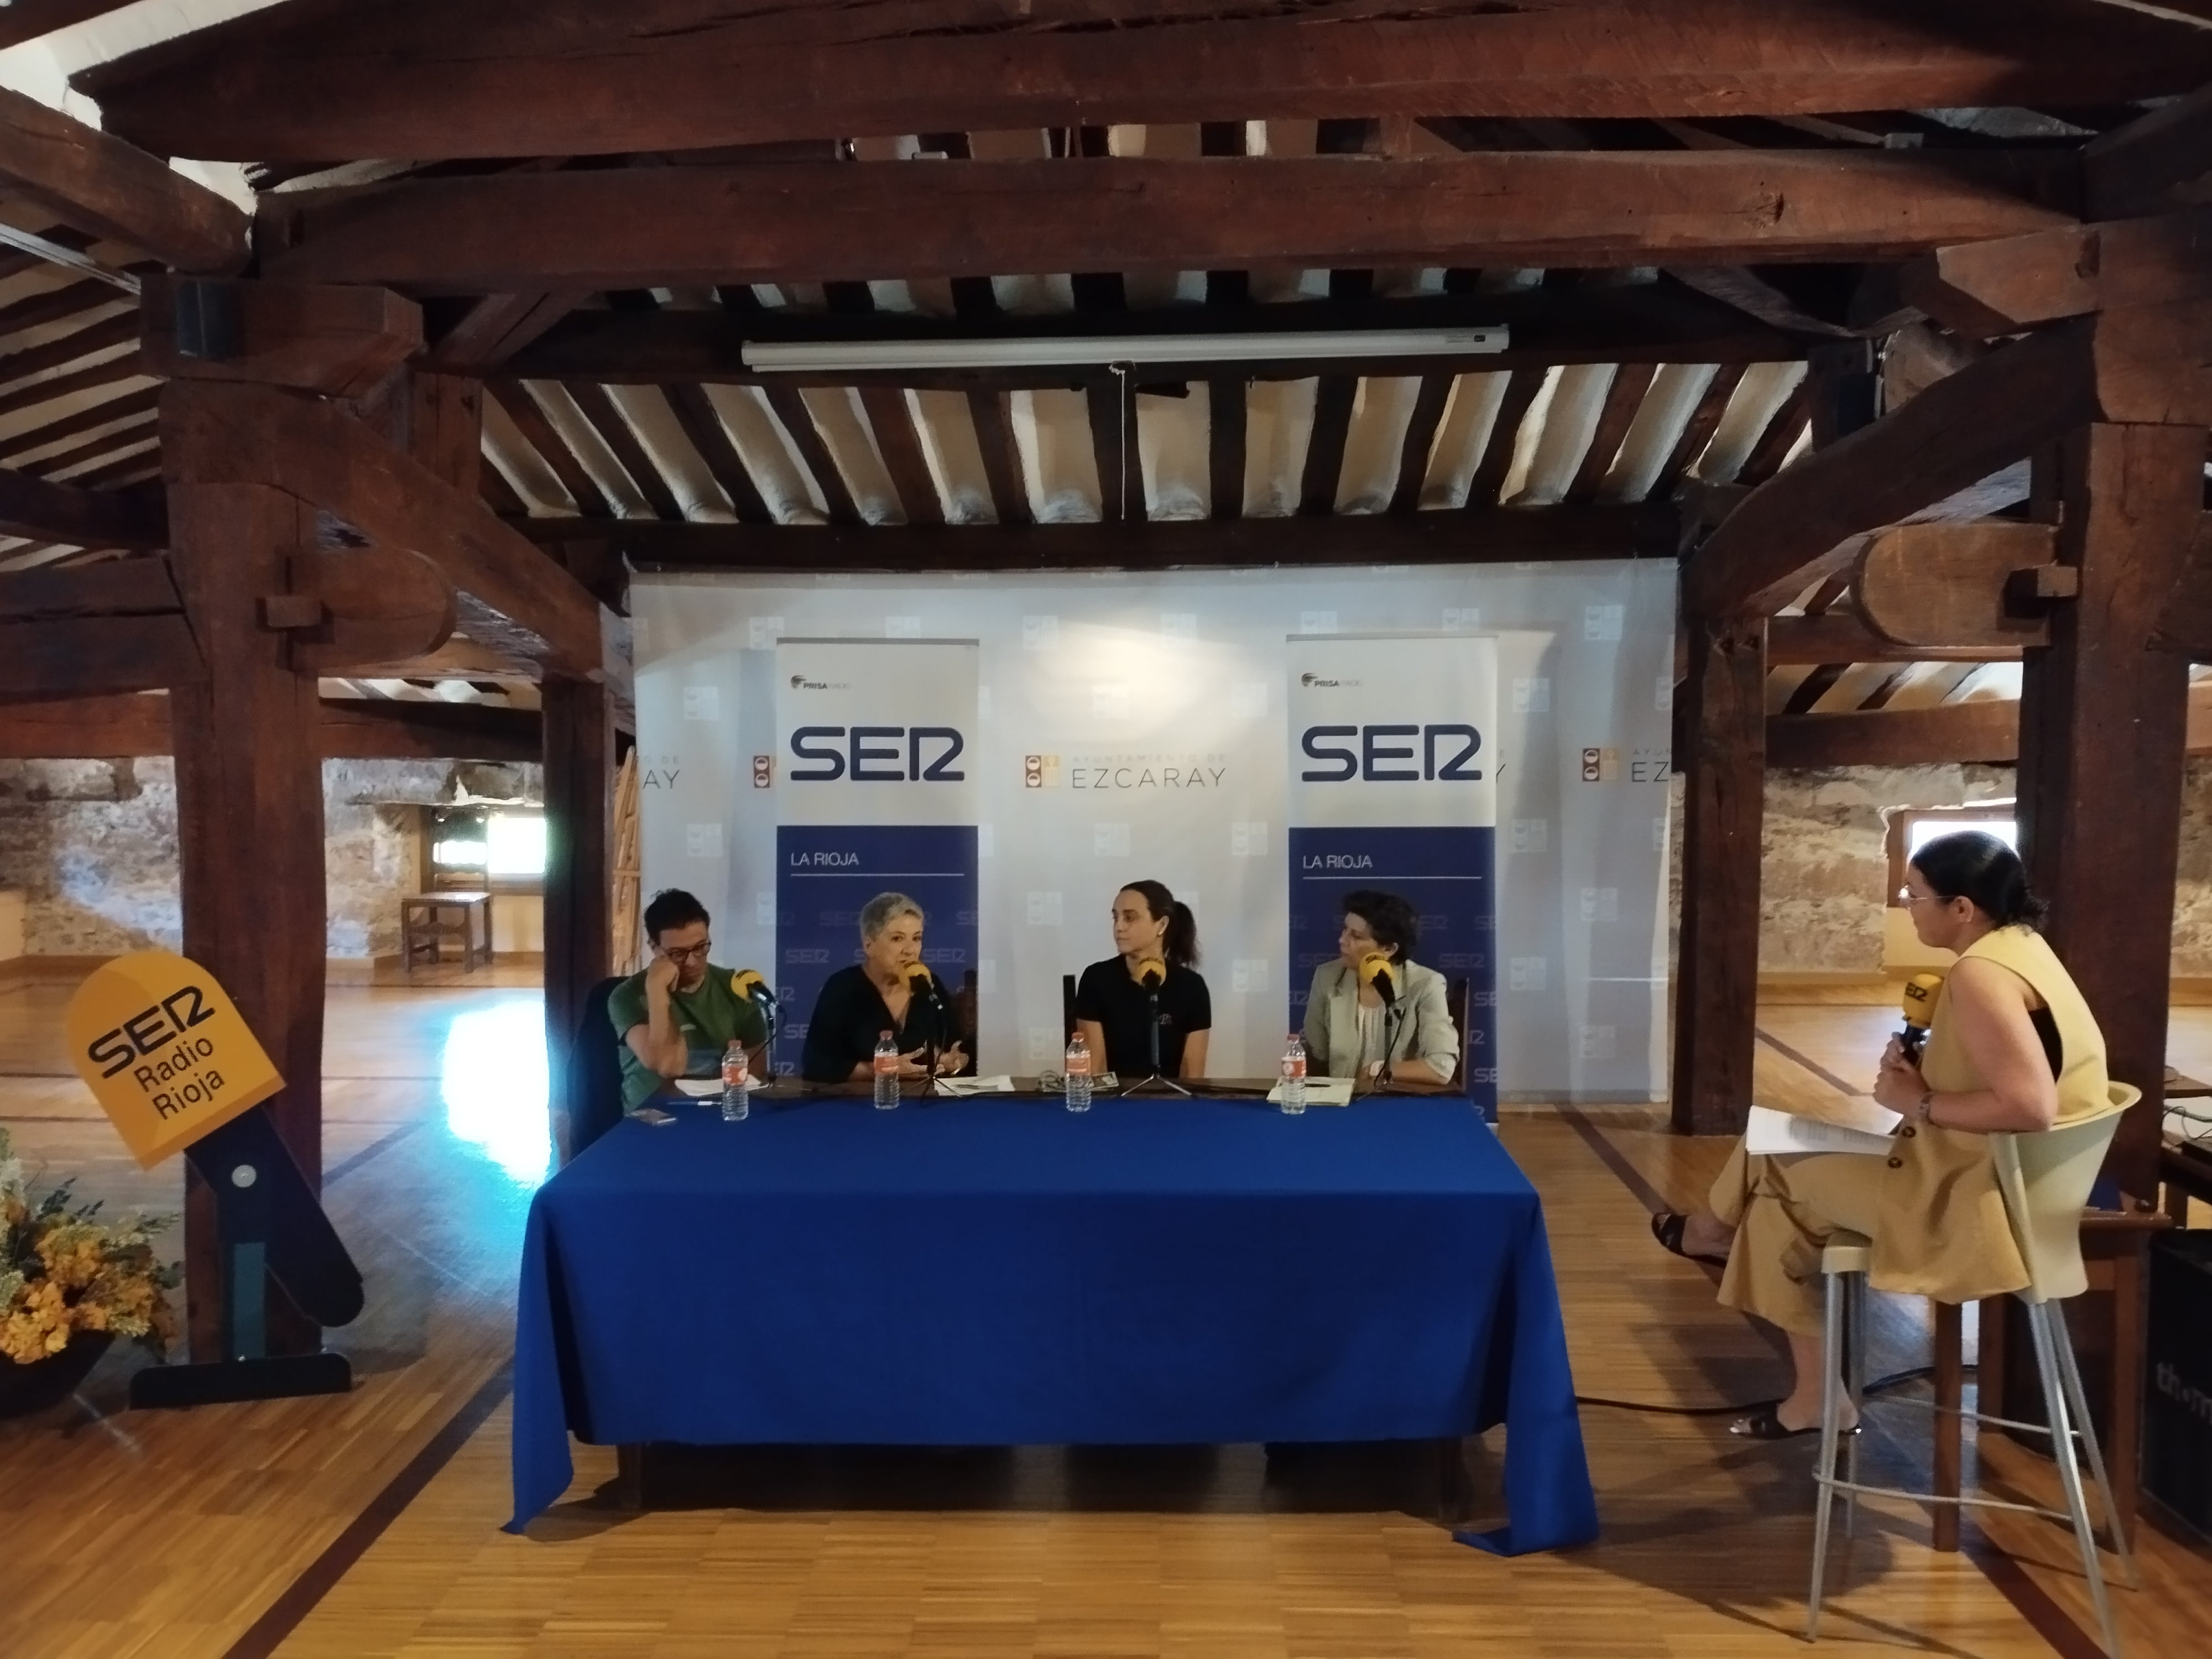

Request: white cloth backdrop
left=633, top=561, right=1674, bottom=1099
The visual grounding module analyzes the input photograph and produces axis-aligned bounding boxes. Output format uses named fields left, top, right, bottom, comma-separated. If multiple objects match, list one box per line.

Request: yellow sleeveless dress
left=1875, top=925, right=2111, bottom=1301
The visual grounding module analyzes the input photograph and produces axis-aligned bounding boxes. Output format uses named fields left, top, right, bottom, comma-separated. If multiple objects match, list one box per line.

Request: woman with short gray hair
left=800, top=891, right=968, bottom=1083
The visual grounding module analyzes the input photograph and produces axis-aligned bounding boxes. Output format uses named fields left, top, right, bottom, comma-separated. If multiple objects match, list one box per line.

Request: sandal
left=1651, top=1211, right=1728, bottom=1265
left=1729, top=1403, right=1860, bottom=1441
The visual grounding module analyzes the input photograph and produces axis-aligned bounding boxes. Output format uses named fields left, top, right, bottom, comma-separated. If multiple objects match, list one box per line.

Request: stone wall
left=1754, top=758, right=2212, bottom=976
left=0, top=757, right=542, bottom=959
left=1761, top=763, right=2016, bottom=973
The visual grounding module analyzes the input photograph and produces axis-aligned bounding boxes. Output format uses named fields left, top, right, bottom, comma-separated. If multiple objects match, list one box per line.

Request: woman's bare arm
left=1876, top=957, right=2059, bottom=1132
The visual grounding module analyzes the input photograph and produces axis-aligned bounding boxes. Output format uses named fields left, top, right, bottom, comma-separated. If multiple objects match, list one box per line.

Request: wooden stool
left=400, top=891, right=493, bottom=974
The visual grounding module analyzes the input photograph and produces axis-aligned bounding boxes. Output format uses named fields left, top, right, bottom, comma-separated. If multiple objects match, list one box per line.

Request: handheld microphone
left=1134, top=956, right=1166, bottom=991
left=1898, top=971, right=1943, bottom=1063
left=730, top=968, right=776, bottom=1035
left=1358, top=951, right=1400, bottom=1007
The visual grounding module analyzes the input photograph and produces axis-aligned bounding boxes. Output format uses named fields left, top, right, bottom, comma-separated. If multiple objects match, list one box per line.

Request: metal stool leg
left=2047, top=1298, right=2139, bottom=1591
left=1808, top=1269, right=1845, bottom=1641
left=2029, top=1301, right=2122, bottom=1659
left=1843, top=1271, right=1866, bottom=1538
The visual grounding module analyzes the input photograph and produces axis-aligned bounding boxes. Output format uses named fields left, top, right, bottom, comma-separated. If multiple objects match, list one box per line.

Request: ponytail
left=1121, top=879, right=1200, bottom=968
left=1166, top=901, right=1199, bottom=969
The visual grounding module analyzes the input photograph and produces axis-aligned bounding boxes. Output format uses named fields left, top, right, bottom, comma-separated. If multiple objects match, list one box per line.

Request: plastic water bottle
left=1063, top=1031, right=1093, bottom=1113
left=1280, top=1032, right=1308, bottom=1115
left=720, top=1040, right=749, bottom=1122
left=873, top=1029, right=901, bottom=1110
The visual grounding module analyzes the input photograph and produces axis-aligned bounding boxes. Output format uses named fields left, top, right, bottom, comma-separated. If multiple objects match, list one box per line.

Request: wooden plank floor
left=2, top=968, right=2206, bottom=1658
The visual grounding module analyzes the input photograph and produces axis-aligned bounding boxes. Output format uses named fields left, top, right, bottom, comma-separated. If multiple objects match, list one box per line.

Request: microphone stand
left=1123, top=984, right=1191, bottom=1097
left=1375, top=998, right=1409, bottom=1092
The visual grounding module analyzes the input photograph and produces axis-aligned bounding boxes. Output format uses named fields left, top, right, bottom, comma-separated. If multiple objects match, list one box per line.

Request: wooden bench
left=400, top=891, right=493, bottom=974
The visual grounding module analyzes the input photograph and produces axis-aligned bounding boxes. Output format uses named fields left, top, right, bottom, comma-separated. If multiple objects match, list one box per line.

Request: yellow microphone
left=1358, top=951, right=1401, bottom=1007
left=904, top=961, right=942, bottom=1003
left=1899, top=972, right=1943, bottom=1062
left=1134, top=956, right=1167, bottom=990
left=731, top=968, right=769, bottom=1000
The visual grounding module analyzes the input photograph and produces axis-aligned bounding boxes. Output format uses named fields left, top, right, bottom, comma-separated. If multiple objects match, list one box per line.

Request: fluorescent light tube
left=742, top=327, right=1508, bottom=373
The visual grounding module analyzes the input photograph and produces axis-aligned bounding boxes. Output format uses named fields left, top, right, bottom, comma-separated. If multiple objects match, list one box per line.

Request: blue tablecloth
left=509, top=1094, right=1597, bottom=1553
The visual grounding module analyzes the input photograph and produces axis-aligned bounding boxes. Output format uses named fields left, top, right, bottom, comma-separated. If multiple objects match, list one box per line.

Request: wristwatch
left=1916, top=1090, right=1935, bottom=1125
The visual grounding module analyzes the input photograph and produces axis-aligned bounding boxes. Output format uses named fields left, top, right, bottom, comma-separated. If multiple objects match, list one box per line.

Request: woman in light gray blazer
left=1301, top=889, right=1460, bottom=1084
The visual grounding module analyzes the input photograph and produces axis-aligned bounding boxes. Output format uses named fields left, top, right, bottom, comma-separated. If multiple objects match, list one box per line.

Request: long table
left=508, top=1091, right=1597, bottom=1553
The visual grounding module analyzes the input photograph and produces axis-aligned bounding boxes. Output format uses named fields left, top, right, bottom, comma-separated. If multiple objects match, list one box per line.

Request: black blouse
left=800, top=964, right=959, bottom=1083
left=1072, top=958, right=1212, bottom=1078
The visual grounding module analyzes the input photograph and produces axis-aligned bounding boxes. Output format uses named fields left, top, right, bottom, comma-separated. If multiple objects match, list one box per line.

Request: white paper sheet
left=1265, top=1077, right=1356, bottom=1107
left=1744, top=1103, right=1901, bottom=1157
left=932, top=1074, right=1017, bottom=1095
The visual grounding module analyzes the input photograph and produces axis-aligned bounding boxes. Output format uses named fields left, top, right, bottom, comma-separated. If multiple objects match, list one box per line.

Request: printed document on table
left=934, top=1074, right=1016, bottom=1095
left=1744, top=1103, right=1901, bottom=1157
left=1266, top=1077, right=1355, bottom=1107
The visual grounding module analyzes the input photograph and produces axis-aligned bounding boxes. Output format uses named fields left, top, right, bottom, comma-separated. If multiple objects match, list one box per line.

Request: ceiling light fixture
left=741, top=326, right=1509, bottom=374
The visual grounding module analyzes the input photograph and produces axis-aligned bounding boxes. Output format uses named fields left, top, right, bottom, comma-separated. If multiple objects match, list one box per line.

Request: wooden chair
left=1446, top=975, right=1472, bottom=1089
left=401, top=890, right=493, bottom=973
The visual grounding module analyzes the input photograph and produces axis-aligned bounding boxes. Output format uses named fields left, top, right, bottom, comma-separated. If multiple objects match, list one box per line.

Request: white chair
left=1806, top=1083, right=2141, bottom=1658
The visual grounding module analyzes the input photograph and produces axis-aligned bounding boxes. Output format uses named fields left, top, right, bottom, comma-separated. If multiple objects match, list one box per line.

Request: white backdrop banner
left=634, top=560, right=1673, bottom=1099
left=1286, top=637, right=1499, bottom=1114
left=771, top=638, right=979, bottom=1075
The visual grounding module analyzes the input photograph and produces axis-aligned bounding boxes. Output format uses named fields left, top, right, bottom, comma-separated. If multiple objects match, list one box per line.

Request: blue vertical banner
left=773, top=639, right=980, bottom=1076
left=1287, top=638, right=1499, bottom=1118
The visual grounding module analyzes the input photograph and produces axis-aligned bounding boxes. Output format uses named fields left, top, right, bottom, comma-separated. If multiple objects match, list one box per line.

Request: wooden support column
left=2018, top=422, right=2202, bottom=1199
left=164, top=397, right=327, bottom=1358
left=1670, top=614, right=1767, bottom=1136
left=542, top=675, right=613, bottom=1166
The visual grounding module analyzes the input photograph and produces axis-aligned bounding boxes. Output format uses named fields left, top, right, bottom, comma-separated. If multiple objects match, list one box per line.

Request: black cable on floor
left=1575, top=1363, right=1952, bottom=1417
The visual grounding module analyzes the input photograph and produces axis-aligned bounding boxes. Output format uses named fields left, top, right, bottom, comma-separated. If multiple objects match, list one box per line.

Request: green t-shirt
left=606, top=964, right=770, bottom=1111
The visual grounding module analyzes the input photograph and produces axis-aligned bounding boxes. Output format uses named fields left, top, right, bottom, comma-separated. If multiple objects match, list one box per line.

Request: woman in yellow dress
left=1651, top=831, right=2114, bottom=1439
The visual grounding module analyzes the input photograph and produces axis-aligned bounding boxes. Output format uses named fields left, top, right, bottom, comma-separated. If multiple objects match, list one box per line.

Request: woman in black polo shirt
left=1072, top=880, right=1211, bottom=1081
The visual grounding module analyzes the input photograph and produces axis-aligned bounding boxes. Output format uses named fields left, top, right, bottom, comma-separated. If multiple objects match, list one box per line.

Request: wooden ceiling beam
left=1390, top=375, right=1454, bottom=514
left=2085, top=77, right=2212, bottom=219
left=563, top=380, right=684, bottom=520
left=1766, top=613, right=2021, bottom=666
left=79, top=0, right=2212, bottom=163
left=486, top=378, right=611, bottom=518
left=1767, top=700, right=2020, bottom=769
left=253, top=153, right=2077, bottom=294
left=661, top=383, right=772, bottom=524
left=0, top=383, right=158, bottom=468
left=1901, top=207, right=2212, bottom=338
left=161, top=380, right=606, bottom=679
left=855, top=387, right=942, bottom=528
left=1564, top=363, right=1656, bottom=503
left=0, top=311, right=138, bottom=390
left=1683, top=304, right=2212, bottom=618
left=542, top=502, right=1674, bottom=574
left=424, top=291, right=586, bottom=374
left=0, top=82, right=246, bottom=273
left=761, top=385, right=860, bottom=526
left=968, top=389, right=1030, bottom=527
left=0, top=690, right=541, bottom=762
left=140, top=276, right=422, bottom=397
left=0, top=466, right=163, bottom=547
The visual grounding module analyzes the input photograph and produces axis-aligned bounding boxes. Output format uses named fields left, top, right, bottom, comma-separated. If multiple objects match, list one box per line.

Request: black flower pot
left=0, top=1331, right=113, bottom=1418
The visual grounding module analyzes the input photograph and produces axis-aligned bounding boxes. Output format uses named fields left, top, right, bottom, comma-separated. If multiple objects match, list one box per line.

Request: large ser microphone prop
left=1898, top=971, right=1944, bottom=1065
left=1124, top=956, right=1190, bottom=1097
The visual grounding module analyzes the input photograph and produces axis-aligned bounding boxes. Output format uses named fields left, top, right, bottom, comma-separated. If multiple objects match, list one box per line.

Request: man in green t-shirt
left=607, top=889, right=770, bottom=1112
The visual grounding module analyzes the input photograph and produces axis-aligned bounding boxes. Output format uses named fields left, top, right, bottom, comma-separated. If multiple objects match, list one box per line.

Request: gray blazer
left=1301, top=958, right=1459, bottom=1081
